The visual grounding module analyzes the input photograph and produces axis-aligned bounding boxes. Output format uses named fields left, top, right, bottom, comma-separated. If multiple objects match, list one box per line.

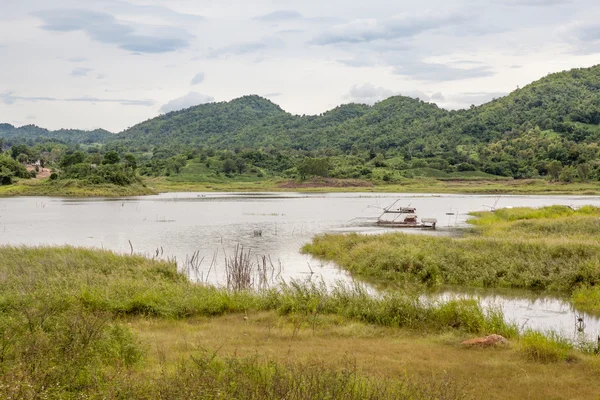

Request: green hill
left=108, top=65, right=600, bottom=155
left=0, top=124, right=113, bottom=146
left=3, top=64, right=600, bottom=180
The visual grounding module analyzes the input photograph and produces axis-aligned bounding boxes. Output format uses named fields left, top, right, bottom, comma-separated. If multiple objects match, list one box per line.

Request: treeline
left=3, top=65, right=600, bottom=183
left=0, top=141, right=140, bottom=186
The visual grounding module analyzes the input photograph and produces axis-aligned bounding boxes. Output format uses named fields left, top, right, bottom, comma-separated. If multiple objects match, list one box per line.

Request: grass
left=2, top=246, right=600, bottom=399
left=520, top=330, right=576, bottom=363
left=0, top=246, right=514, bottom=399
left=146, top=176, right=600, bottom=196
left=0, top=178, right=156, bottom=197
left=303, top=206, right=600, bottom=310
left=3, top=175, right=600, bottom=197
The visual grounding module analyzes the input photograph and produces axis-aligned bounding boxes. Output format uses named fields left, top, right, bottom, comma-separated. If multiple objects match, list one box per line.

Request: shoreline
left=1, top=176, right=600, bottom=198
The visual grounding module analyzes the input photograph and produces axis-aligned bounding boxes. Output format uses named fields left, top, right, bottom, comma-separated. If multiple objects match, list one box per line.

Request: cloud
left=311, top=12, right=467, bottom=45
left=1, top=92, right=154, bottom=106
left=67, top=57, right=86, bottom=63
left=71, top=67, right=93, bottom=77
left=208, top=38, right=284, bottom=57
left=160, top=92, right=214, bottom=113
left=191, top=72, right=205, bottom=85
left=560, top=21, right=600, bottom=54
left=431, top=92, right=445, bottom=102
left=96, top=74, right=106, bottom=80
left=101, top=0, right=204, bottom=22
left=445, top=91, right=508, bottom=108
left=32, top=9, right=192, bottom=54
left=254, top=10, right=303, bottom=22
left=392, top=61, right=495, bottom=82
left=346, top=84, right=399, bottom=104
left=346, top=84, right=441, bottom=104
left=501, top=0, right=571, bottom=6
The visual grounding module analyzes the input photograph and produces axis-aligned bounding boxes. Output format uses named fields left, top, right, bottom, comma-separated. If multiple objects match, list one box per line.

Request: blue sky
left=1, top=0, right=599, bottom=132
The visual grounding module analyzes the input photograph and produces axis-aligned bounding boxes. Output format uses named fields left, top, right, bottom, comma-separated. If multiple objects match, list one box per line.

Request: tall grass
left=520, top=330, right=575, bottom=363
left=303, top=206, right=600, bottom=296
left=0, top=246, right=514, bottom=398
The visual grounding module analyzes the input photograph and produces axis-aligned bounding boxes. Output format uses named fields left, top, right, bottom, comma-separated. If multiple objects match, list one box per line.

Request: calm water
left=3, top=192, right=600, bottom=339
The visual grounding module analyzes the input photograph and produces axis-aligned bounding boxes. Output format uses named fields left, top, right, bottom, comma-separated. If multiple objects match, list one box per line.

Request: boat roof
left=384, top=207, right=416, bottom=213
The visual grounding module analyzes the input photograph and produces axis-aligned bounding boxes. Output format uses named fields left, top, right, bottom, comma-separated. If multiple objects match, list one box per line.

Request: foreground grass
left=133, top=314, right=600, bottom=400
left=0, top=246, right=517, bottom=399
left=3, top=247, right=599, bottom=398
left=0, top=178, right=156, bottom=197
left=2, top=246, right=600, bottom=399
left=303, top=205, right=600, bottom=312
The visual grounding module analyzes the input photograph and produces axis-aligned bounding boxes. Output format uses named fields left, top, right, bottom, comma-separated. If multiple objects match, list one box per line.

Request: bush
left=520, top=330, right=574, bottom=363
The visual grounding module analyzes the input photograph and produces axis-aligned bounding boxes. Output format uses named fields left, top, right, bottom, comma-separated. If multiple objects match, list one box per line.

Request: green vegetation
left=4, top=65, right=600, bottom=196
left=520, top=330, right=576, bottom=363
left=303, top=206, right=600, bottom=311
left=0, top=246, right=508, bottom=399
left=0, top=179, right=155, bottom=197
left=3, top=246, right=600, bottom=399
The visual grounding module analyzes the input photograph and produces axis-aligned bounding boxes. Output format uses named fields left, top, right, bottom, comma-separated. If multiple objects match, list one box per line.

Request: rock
left=461, top=334, right=508, bottom=347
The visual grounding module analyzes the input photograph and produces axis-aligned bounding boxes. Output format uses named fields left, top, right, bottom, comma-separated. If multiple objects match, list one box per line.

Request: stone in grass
left=461, top=334, right=509, bottom=347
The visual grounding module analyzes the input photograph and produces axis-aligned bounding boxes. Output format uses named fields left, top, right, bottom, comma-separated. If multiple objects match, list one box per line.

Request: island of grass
left=2, top=246, right=600, bottom=399
left=303, top=205, right=600, bottom=313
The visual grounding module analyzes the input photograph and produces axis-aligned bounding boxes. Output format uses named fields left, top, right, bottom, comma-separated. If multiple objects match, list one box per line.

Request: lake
left=3, top=192, right=600, bottom=340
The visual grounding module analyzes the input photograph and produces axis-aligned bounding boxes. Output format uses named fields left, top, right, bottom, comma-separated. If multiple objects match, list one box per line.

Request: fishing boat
left=375, top=201, right=437, bottom=229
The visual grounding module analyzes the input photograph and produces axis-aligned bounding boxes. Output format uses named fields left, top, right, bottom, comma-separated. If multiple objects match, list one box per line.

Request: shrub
left=520, top=330, right=574, bottom=363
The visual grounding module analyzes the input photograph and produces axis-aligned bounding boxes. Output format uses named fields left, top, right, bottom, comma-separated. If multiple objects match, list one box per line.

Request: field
left=1, top=246, right=600, bottom=399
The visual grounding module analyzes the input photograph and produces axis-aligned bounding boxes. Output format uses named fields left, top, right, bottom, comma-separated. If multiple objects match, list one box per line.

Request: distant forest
left=2, top=64, right=600, bottom=184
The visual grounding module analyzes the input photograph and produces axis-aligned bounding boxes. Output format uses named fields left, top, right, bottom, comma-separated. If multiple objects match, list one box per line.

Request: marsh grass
left=303, top=206, right=600, bottom=301
left=0, top=178, right=156, bottom=197
left=122, top=354, right=467, bottom=400
left=520, top=330, right=576, bottom=363
left=0, top=246, right=514, bottom=398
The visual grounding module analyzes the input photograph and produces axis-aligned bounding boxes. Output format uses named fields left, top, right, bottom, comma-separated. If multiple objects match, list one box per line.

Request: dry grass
left=132, top=312, right=600, bottom=400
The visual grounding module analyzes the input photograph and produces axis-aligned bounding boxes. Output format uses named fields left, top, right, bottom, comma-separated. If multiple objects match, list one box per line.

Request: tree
left=559, top=166, right=576, bottom=183
left=102, top=151, right=120, bottom=165
left=16, top=153, right=28, bottom=164
left=59, top=151, right=86, bottom=168
left=297, top=158, right=331, bottom=180
left=577, top=163, right=590, bottom=182
left=222, top=158, right=236, bottom=175
left=11, top=144, right=29, bottom=160
left=123, top=154, right=137, bottom=170
left=547, top=160, right=562, bottom=181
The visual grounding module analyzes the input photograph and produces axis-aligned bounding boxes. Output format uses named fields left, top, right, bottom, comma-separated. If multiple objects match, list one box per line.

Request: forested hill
left=3, top=64, right=600, bottom=156
left=0, top=123, right=113, bottom=146
left=108, top=65, right=600, bottom=154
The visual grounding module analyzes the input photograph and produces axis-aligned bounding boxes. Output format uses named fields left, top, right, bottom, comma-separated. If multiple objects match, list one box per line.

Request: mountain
left=0, top=124, right=113, bottom=146
left=109, top=65, right=600, bottom=154
left=3, top=65, right=600, bottom=157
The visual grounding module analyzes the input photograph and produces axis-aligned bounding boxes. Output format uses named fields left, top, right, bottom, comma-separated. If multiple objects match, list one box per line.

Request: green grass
left=520, top=330, right=576, bottom=363
left=0, top=246, right=515, bottom=398
left=3, top=246, right=600, bottom=399
left=0, top=178, right=156, bottom=197
left=303, top=206, right=600, bottom=310
left=146, top=176, right=600, bottom=196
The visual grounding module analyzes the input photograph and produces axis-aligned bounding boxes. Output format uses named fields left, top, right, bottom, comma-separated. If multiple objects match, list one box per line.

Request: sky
left=1, top=0, right=599, bottom=132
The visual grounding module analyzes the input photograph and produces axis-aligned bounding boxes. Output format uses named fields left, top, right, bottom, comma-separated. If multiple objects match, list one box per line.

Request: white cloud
left=0, top=0, right=596, bottom=131
left=160, top=92, right=214, bottom=113
left=191, top=72, right=205, bottom=85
